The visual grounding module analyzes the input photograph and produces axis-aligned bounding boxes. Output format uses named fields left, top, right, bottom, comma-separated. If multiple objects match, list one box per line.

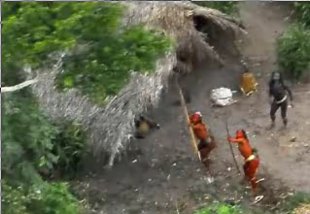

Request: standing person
left=269, top=71, right=293, bottom=128
left=227, top=129, right=260, bottom=195
left=189, top=112, right=216, bottom=168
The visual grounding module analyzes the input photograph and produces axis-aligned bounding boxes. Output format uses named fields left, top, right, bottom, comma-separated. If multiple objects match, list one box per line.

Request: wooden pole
left=1, top=79, right=38, bottom=93
left=177, top=83, right=201, bottom=161
left=225, top=120, right=241, bottom=174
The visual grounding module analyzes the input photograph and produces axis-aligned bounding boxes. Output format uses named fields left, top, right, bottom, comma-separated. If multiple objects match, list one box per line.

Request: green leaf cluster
left=2, top=181, right=81, bottom=214
left=194, top=203, right=243, bottom=214
left=2, top=90, right=86, bottom=213
left=2, top=2, right=173, bottom=105
left=294, top=2, right=310, bottom=28
left=2, top=89, right=87, bottom=181
left=52, top=121, right=87, bottom=178
left=2, top=91, right=58, bottom=185
left=1, top=2, right=171, bottom=212
left=276, top=3, right=310, bottom=80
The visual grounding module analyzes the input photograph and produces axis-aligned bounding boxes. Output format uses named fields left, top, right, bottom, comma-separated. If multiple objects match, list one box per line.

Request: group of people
left=188, top=111, right=260, bottom=194
left=133, top=68, right=293, bottom=197
left=188, top=70, right=293, bottom=196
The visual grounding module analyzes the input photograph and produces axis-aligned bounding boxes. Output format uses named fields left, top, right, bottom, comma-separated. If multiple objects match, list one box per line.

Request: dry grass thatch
left=293, top=203, right=310, bottom=214
left=31, top=1, right=245, bottom=167
left=123, top=1, right=245, bottom=72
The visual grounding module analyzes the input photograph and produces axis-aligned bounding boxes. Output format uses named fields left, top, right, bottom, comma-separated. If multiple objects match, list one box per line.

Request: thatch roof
left=31, top=1, right=245, bottom=167
left=293, top=203, right=310, bottom=214
left=123, top=1, right=245, bottom=72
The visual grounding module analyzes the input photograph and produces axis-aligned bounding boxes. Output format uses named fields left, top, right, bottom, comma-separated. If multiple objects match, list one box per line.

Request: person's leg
left=245, top=159, right=260, bottom=194
left=270, top=101, right=280, bottom=128
left=281, top=100, right=288, bottom=126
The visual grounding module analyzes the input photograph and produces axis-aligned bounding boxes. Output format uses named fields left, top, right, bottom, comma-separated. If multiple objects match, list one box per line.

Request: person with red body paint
left=227, top=129, right=260, bottom=194
left=189, top=112, right=216, bottom=167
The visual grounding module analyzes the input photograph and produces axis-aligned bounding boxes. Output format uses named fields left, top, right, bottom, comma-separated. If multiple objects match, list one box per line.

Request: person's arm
left=284, top=85, right=293, bottom=101
left=143, top=116, right=160, bottom=129
left=227, top=136, right=243, bottom=144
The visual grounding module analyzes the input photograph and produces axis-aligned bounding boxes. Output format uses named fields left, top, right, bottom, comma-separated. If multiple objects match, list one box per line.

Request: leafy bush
left=193, top=2, right=238, bottom=15
left=2, top=181, right=81, bottom=214
left=28, top=182, right=81, bottom=214
left=294, top=2, right=310, bottom=27
left=2, top=181, right=30, bottom=214
left=282, top=192, right=310, bottom=212
left=276, top=24, right=310, bottom=80
left=194, top=203, right=242, bottom=214
left=2, top=90, right=87, bottom=182
left=2, top=91, right=58, bottom=185
left=2, top=2, right=173, bottom=105
left=52, top=121, right=87, bottom=178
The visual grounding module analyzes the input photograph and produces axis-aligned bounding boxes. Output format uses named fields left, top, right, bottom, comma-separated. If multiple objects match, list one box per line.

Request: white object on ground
left=210, top=87, right=237, bottom=106
left=252, top=195, right=264, bottom=204
left=206, top=176, right=214, bottom=184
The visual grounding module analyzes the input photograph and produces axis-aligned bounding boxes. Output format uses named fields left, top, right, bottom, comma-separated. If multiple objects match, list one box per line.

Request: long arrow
left=225, top=119, right=241, bottom=174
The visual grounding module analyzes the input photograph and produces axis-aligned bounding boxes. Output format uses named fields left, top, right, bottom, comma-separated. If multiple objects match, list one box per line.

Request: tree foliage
left=2, top=90, right=87, bottom=179
left=2, top=91, right=58, bottom=185
left=52, top=121, right=87, bottom=178
left=294, top=2, right=310, bottom=27
left=2, top=2, right=172, bottom=105
left=276, top=3, right=310, bottom=80
left=2, top=2, right=172, bottom=213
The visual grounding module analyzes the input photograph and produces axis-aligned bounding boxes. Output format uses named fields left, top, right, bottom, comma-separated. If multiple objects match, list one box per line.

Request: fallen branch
left=2, top=79, right=38, bottom=93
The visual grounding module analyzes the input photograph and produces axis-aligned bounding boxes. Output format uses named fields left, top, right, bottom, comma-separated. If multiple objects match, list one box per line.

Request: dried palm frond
left=31, top=1, right=245, bottom=167
left=293, top=203, right=310, bottom=214
left=122, top=1, right=246, bottom=71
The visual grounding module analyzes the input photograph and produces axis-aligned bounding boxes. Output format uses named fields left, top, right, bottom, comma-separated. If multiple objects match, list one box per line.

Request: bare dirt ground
left=73, top=2, right=310, bottom=214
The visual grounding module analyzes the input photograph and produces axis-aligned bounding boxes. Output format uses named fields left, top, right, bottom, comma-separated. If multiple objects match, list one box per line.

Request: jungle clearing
left=2, top=1, right=310, bottom=214
left=73, top=2, right=310, bottom=214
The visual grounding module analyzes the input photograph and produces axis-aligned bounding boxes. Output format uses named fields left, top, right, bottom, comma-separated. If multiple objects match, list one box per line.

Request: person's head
left=271, top=71, right=282, bottom=81
left=235, top=129, right=248, bottom=139
left=191, top=111, right=202, bottom=124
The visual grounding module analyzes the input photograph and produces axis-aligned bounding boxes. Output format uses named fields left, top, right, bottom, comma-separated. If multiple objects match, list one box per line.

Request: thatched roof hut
left=31, top=1, right=245, bottom=167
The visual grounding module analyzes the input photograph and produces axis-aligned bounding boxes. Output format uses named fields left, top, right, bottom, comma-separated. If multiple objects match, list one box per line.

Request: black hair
left=241, top=129, right=248, bottom=140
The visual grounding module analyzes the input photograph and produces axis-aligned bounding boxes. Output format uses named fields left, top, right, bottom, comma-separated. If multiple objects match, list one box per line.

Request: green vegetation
left=276, top=2, right=310, bottom=80
left=2, top=92, right=58, bottom=185
left=294, top=2, right=310, bottom=27
left=194, top=203, right=243, bottom=214
left=193, top=1, right=238, bottom=16
left=2, top=2, right=172, bottom=105
left=52, top=121, right=87, bottom=178
left=282, top=192, right=310, bottom=212
left=2, top=2, right=172, bottom=213
left=2, top=181, right=81, bottom=214
left=2, top=90, right=87, bottom=183
left=2, top=90, right=86, bottom=213
left=276, top=24, right=310, bottom=80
